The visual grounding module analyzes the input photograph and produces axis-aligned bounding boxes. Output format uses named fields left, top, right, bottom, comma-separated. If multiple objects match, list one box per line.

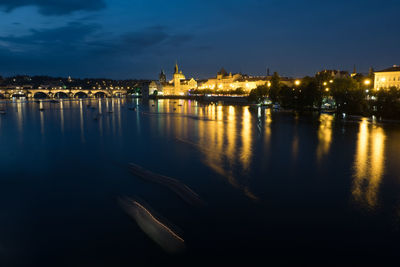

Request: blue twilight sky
left=0, top=0, right=399, bottom=79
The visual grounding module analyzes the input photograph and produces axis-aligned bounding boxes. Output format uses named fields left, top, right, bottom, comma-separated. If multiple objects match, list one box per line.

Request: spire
left=159, top=69, right=166, bottom=83
left=369, top=66, right=374, bottom=76
left=174, top=61, right=179, bottom=74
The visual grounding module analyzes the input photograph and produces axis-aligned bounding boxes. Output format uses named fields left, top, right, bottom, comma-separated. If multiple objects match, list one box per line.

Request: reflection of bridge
left=0, top=88, right=128, bottom=98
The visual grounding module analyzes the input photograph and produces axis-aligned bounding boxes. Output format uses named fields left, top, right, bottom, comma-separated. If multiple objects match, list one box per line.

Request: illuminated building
left=157, top=64, right=294, bottom=96
left=197, top=68, right=269, bottom=92
left=374, top=65, right=400, bottom=90
left=160, top=63, right=197, bottom=96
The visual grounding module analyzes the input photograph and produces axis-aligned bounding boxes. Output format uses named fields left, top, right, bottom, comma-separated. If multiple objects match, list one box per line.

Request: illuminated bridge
left=0, top=88, right=129, bottom=99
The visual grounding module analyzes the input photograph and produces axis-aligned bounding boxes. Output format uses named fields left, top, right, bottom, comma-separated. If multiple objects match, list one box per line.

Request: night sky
left=0, top=0, right=399, bottom=79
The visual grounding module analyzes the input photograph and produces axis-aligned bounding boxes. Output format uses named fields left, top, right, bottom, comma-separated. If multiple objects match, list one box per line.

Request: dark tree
left=297, top=77, right=321, bottom=109
left=248, top=85, right=269, bottom=103
left=331, top=77, right=367, bottom=115
left=374, top=87, right=400, bottom=119
left=278, top=85, right=295, bottom=108
left=269, top=72, right=281, bottom=103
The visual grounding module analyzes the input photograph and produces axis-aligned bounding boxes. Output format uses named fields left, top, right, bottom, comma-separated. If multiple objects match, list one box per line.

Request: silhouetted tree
left=331, top=77, right=367, bottom=114
left=269, top=72, right=281, bottom=103
left=248, top=85, right=268, bottom=103
left=278, top=85, right=295, bottom=108
left=297, top=77, right=321, bottom=109
left=373, top=87, right=400, bottom=119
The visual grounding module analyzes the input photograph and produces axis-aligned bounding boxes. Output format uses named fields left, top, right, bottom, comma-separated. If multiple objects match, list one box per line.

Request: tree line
left=248, top=72, right=400, bottom=119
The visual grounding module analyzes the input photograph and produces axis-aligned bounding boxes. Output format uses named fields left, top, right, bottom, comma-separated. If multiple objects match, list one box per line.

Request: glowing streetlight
left=323, top=82, right=328, bottom=86
left=364, top=79, right=371, bottom=86
left=325, top=88, right=330, bottom=92
left=294, top=80, right=301, bottom=86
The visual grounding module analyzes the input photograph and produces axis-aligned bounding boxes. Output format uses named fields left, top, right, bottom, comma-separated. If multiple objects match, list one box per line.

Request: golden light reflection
left=39, top=103, right=44, bottom=136
left=352, top=119, right=386, bottom=209
left=111, top=98, right=116, bottom=136
left=117, top=98, right=122, bottom=135
left=79, top=99, right=85, bottom=142
left=60, top=100, right=64, bottom=134
left=316, top=114, right=333, bottom=162
left=17, top=101, right=23, bottom=134
left=226, top=106, right=236, bottom=167
left=98, top=99, right=103, bottom=136
left=264, top=108, right=272, bottom=145
left=170, top=101, right=257, bottom=200
left=240, top=107, right=252, bottom=170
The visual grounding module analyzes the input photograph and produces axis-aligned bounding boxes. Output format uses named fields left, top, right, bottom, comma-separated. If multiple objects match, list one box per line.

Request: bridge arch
left=33, top=92, right=49, bottom=99
left=94, top=91, right=107, bottom=98
left=54, top=92, right=69, bottom=99
left=11, top=93, right=27, bottom=98
left=112, top=90, right=127, bottom=97
left=74, top=91, right=88, bottom=98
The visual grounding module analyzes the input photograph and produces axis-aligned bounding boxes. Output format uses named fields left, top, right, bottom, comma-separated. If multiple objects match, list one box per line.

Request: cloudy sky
left=0, top=0, right=399, bottom=79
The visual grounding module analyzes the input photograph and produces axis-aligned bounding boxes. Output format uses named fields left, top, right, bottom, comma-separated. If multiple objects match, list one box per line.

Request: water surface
left=0, top=99, right=400, bottom=266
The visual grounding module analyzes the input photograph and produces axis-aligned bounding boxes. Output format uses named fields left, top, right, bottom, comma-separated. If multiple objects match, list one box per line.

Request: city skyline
left=0, top=0, right=399, bottom=79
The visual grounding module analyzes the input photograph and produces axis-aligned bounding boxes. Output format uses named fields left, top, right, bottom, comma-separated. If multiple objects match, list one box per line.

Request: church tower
left=159, top=70, right=166, bottom=83
left=173, top=62, right=182, bottom=95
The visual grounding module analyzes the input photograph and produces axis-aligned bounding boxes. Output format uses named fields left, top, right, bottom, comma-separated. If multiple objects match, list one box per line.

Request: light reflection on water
left=169, top=102, right=258, bottom=200
left=0, top=98, right=400, bottom=265
left=352, top=118, right=386, bottom=210
left=317, top=114, right=333, bottom=162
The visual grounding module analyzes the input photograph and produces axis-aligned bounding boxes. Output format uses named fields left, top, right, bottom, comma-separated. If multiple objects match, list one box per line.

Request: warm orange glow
left=240, top=107, right=252, bottom=170
left=352, top=119, right=386, bottom=209
left=364, top=79, right=371, bottom=85
left=295, top=80, right=301, bottom=86
left=316, top=114, right=333, bottom=162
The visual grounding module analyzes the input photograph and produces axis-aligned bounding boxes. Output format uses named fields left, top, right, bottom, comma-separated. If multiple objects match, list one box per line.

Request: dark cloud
left=0, top=23, right=197, bottom=78
left=0, top=0, right=105, bottom=15
left=93, top=26, right=195, bottom=57
left=0, top=22, right=101, bottom=53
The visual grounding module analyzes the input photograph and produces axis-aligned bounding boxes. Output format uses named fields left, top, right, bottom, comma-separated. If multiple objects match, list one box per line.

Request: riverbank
left=149, top=95, right=249, bottom=105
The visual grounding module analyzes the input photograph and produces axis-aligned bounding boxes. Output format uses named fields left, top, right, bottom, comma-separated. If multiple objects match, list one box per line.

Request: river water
left=0, top=98, right=399, bottom=266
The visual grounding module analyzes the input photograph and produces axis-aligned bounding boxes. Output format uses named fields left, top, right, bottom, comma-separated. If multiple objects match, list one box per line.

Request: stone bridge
left=0, top=88, right=128, bottom=99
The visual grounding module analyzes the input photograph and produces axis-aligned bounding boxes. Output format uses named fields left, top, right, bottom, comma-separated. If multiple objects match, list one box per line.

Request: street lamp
left=294, top=80, right=301, bottom=86
left=364, top=79, right=371, bottom=86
